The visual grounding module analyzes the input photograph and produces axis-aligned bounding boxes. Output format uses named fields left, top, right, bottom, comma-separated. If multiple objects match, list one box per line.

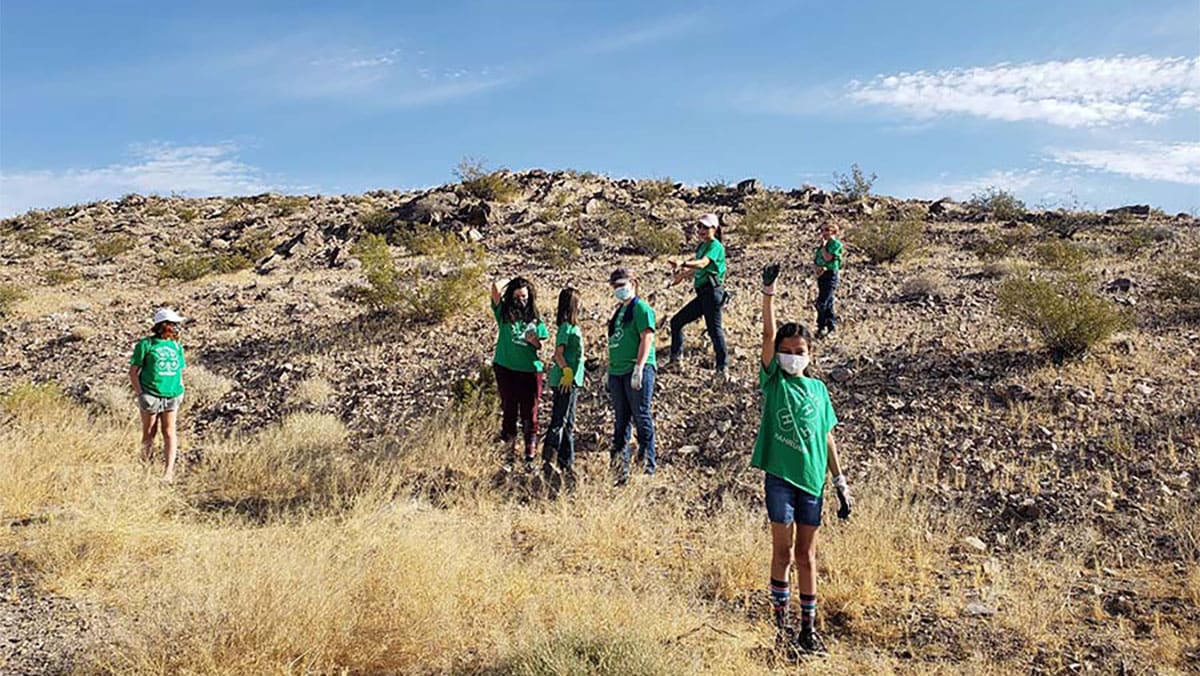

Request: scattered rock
left=1106, top=278, right=1134, bottom=292
left=1070, top=388, right=1096, bottom=405
left=963, top=601, right=997, bottom=617
left=736, top=178, right=762, bottom=195
left=1106, top=204, right=1150, bottom=218
left=959, top=536, right=988, bottom=554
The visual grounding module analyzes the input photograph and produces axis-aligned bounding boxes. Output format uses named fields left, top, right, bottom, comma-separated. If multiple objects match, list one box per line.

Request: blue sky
left=2, top=0, right=1198, bottom=216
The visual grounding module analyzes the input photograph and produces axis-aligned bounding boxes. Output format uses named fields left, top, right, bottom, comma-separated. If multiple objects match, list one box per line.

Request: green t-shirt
left=548, top=322, right=585, bottom=388
left=492, top=303, right=550, bottom=373
left=750, top=357, right=838, bottom=497
left=693, top=238, right=727, bottom=288
left=607, top=298, right=657, bottom=375
left=129, top=337, right=187, bottom=398
left=814, top=238, right=844, bottom=271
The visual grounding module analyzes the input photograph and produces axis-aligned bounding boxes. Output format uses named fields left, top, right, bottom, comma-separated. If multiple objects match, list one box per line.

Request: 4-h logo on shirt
left=776, top=398, right=817, bottom=435
left=608, top=326, right=624, bottom=347
left=511, top=322, right=533, bottom=346
left=152, top=344, right=180, bottom=376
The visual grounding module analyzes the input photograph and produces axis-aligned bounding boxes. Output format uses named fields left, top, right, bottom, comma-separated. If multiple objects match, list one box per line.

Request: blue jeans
left=816, top=270, right=839, bottom=332
left=608, top=365, right=656, bottom=475
left=541, top=387, right=577, bottom=468
left=669, top=284, right=728, bottom=369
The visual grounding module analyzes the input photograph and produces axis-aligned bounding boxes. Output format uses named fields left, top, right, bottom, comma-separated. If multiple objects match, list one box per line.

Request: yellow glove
left=559, top=367, right=575, bottom=391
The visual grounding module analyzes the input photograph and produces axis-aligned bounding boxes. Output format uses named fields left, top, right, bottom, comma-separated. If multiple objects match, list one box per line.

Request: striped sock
left=769, top=578, right=790, bottom=627
left=799, top=593, right=817, bottom=631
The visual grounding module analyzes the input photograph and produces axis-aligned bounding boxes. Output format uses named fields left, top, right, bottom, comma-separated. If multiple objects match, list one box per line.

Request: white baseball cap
left=152, top=308, right=185, bottom=325
left=698, top=213, right=720, bottom=228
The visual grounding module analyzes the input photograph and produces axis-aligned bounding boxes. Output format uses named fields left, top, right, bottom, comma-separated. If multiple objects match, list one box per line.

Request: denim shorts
left=764, top=472, right=822, bottom=527
left=138, top=392, right=183, bottom=414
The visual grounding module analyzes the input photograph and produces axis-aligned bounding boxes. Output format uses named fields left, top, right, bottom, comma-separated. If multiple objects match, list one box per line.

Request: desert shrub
left=849, top=217, right=924, bottom=263
left=494, top=632, right=682, bottom=676
left=43, top=266, right=81, bottom=285
left=631, top=220, right=682, bottom=258
left=455, top=157, right=520, bottom=203
left=397, top=223, right=459, bottom=257
left=351, top=233, right=484, bottom=321
left=899, top=273, right=946, bottom=301
left=970, top=186, right=1026, bottom=221
left=158, top=256, right=213, bottom=281
left=234, top=230, right=275, bottom=261
left=360, top=208, right=397, bottom=234
left=1114, top=224, right=1174, bottom=255
left=272, top=196, right=310, bottom=217
left=0, top=283, right=26, bottom=316
left=636, top=177, right=676, bottom=205
left=8, top=212, right=50, bottom=245
left=1032, top=240, right=1090, bottom=272
left=184, top=364, right=234, bottom=410
left=740, top=192, right=787, bottom=243
left=607, top=210, right=640, bottom=238
left=998, top=276, right=1129, bottom=361
left=832, top=163, right=876, bottom=200
left=1040, top=211, right=1097, bottom=240
left=1157, top=253, right=1200, bottom=305
left=290, top=377, right=334, bottom=407
left=95, top=234, right=137, bottom=258
left=201, top=412, right=353, bottom=504
left=143, top=202, right=169, bottom=217
left=980, top=260, right=1018, bottom=279
left=538, top=228, right=581, bottom=269
left=973, top=225, right=1036, bottom=262
left=177, top=207, right=199, bottom=223
left=451, top=364, right=498, bottom=406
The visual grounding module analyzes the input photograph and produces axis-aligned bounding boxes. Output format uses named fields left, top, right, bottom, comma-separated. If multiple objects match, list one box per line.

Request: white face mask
left=777, top=353, right=809, bottom=376
left=614, top=285, right=633, bottom=302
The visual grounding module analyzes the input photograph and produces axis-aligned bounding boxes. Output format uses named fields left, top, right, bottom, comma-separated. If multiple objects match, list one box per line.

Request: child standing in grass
left=813, top=222, right=844, bottom=339
left=129, top=308, right=187, bottom=482
left=489, top=276, right=550, bottom=471
left=755, top=264, right=853, bottom=658
left=542, top=287, right=584, bottom=485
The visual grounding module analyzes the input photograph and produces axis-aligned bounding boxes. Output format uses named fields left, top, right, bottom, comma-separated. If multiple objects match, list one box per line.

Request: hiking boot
left=523, top=454, right=536, bottom=473
left=796, top=627, right=828, bottom=656
left=774, top=626, right=803, bottom=662
left=712, top=366, right=732, bottom=387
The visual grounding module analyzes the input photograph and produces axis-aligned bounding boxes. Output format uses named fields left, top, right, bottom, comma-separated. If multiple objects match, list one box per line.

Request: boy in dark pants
left=543, top=288, right=584, bottom=484
left=813, top=223, right=844, bottom=338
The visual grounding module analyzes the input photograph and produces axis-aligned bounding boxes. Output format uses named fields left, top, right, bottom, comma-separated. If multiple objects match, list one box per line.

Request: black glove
left=762, top=263, right=781, bottom=287
left=835, top=484, right=852, bottom=521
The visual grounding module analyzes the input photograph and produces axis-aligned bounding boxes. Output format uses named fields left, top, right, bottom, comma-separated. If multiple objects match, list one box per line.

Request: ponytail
left=715, top=225, right=724, bottom=243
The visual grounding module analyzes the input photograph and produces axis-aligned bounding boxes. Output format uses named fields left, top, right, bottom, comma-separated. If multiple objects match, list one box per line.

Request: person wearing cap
left=129, top=308, right=187, bottom=482
left=812, top=222, right=844, bottom=338
left=489, top=276, right=550, bottom=470
left=606, top=267, right=657, bottom=485
left=665, top=213, right=729, bottom=381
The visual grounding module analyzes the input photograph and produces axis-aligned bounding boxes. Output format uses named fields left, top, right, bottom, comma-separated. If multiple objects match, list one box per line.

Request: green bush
left=607, top=210, right=640, bottom=238
left=998, top=276, right=1129, bottom=362
left=360, top=208, right=396, bottom=234
left=849, top=217, right=924, bottom=263
left=832, top=163, right=876, bottom=200
left=490, top=632, right=681, bottom=676
left=455, top=157, right=520, bottom=203
left=272, top=196, right=309, bottom=217
left=973, top=225, right=1035, bottom=262
left=1114, top=224, right=1173, bottom=255
left=177, top=207, right=199, bottom=223
left=351, top=233, right=485, bottom=321
left=1032, top=240, right=1090, bottom=272
left=970, top=186, right=1026, bottom=221
left=636, top=177, right=676, bottom=205
left=539, top=228, right=581, bottom=269
left=158, top=256, right=213, bottom=281
left=43, top=266, right=81, bottom=285
left=157, top=233, right=271, bottom=281
left=632, top=220, right=682, bottom=258
left=0, top=283, right=26, bottom=316
left=740, top=192, right=786, bottom=243
left=397, top=224, right=459, bottom=257
left=451, top=364, right=499, bottom=407
left=1157, top=252, right=1200, bottom=304
left=95, top=234, right=137, bottom=258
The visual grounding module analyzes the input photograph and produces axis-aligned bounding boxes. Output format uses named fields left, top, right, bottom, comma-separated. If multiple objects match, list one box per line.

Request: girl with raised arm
left=489, top=276, right=550, bottom=470
left=754, top=263, right=853, bottom=657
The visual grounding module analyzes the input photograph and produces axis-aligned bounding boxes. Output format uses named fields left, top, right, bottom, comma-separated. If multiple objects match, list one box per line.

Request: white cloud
left=0, top=142, right=287, bottom=216
left=1048, top=141, right=1200, bottom=184
left=848, top=55, right=1200, bottom=127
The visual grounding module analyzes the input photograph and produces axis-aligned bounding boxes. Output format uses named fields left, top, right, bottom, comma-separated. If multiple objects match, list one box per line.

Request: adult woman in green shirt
left=754, top=264, right=853, bottom=657
left=666, top=213, right=729, bottom=381
left=490, top=276, right=550, bottom=469
left=128, top=308, right=187, bottom=482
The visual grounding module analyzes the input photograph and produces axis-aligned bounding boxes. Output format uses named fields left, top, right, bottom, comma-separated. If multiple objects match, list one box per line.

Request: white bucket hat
left=152, top=308, right=184, bottom=325
left=698, top=213, right=720, bottom=228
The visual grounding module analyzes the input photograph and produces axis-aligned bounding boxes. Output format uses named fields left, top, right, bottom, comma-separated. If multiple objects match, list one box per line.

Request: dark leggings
left=816, top=270, right=839, bottom=332
left=493, top=363, right=543, bottom=455
left=669, top=284, right=728, bottom=369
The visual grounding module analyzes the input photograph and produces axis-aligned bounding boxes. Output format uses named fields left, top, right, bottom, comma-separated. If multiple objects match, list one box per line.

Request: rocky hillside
left=2, top=171, right=1198, bottom=672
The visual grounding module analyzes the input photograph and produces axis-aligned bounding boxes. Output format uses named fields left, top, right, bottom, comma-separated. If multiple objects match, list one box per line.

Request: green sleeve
left=759, top=357, right=778, bottom=391
left=821, top=381, right=838, bottom=429
left=710, top=240, right=726, bottom=264
left=828, top=239, right=844, bottom=263
left=636, top=302, right=655, bottom=333
left=129, top=340, right=146, bottom=366
left=537, top=320, right=550, bottom=340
